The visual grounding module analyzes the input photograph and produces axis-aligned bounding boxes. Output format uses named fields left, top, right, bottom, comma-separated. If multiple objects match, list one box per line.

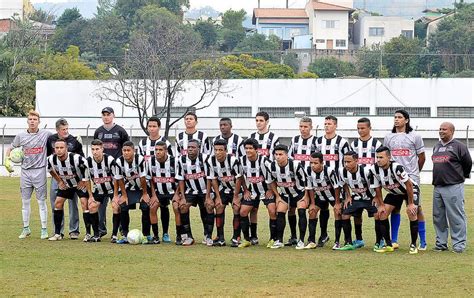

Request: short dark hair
left=185, top=111, right=197, bottom=121
left=310, top=152, right=324, bottom=162
left=147, top=116, right=161, bottom=127
left=220, top=117, right=232, bottom=125
left=392, top=109, right=413, bottom=133
left=376, top=146, right=391, bottom=156
left=214, top=139, right=228, bottom=148
left=243, top=138, right=259, bottom=150
left=256, top=111, right=269, bottom=121
left=123, top=141, right=134, bottom=148
left=274, top=144, right=288, bottom=153
left=155, top=141, right=167, bottom=149
left=344, top=150, right=358, bottom=160
left=91, top=139, right=103, bottom=146
left=54, top=138, right=67, bottom=146
left=55, top=118, right=68, bottom=129
left=325, top=115, right=338, bottom=124
left=357, top=117, right=371, bottom=127
left=188, top=139, right=201, bottom=147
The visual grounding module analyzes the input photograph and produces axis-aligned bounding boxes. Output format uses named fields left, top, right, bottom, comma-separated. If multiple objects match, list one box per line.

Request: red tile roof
left=308, top=1, right=353, bottom=11
left=253, top=8, right=308, bottom=19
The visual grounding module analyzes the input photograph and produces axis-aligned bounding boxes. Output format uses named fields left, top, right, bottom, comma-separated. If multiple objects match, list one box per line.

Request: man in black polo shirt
left=94, top=107, right=129, bottom=237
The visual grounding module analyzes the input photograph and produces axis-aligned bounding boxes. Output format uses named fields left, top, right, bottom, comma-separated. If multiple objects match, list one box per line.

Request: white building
left=354, top=15, right=414, bottom=47
left=0, top=0, right=23, bottom=20
left=305, top=0, right=353, bottom=49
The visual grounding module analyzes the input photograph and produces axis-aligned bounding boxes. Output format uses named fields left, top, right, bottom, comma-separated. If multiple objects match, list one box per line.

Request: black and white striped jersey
left=176, top=154, right=208, bottom=195
left=147, top=155, right=177, bottom=195
left=338, top=165, right=375, bottom=201
left=86, top=154, right=116, bottom=195
left=207, top=154, right=241, bottom=194
left=351, top=137, right=382, bottom=166
left=371, top=162, right=420, bottom=196
left=48, top=153, right=88, bottom=188
left=138, top=137, right=174, bottom=162
left=239, top=155, right=272, bottom=200
left=268, top=159, right=306, bottom=198
left=114, top=154, right=147, bottom=191
left=175, top=130, right=210, bottom=157
left=305, top=165, right=339, bottom=202
left=316, top=135, right=351, bottom=173
left=289, top=135, right=318, bottom=168
left=249, top=131, right=280, bottom=160
left=211, top=134, right=245, bottom=158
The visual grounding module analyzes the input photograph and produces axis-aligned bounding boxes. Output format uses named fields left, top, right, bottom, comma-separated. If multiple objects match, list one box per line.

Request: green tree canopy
left=56, top=7, right=82, bottom=27
left=308, top=57, right=356, bottom=78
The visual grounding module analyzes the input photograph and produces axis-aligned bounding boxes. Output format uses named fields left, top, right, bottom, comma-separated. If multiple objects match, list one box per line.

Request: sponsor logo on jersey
left=392, top=148, right=411, bottom=156
left=24, top=147, right=43, bottom=155
left=154, top=176, right=176, bottom=183
left=314, top=185, right=332, bottom=192
left=358, top=157, right=374, bottom=164
left=352, top=187, right=368, bottom=194
left=185, top=171, right=205, bottom=180
left=247, top=176, right=264, bottom=183
left=220, top=175, right=235, bottom=182
left=94, top=176, right=112, bottom=184
left=323, top=154, right=338, bottom=161
left=383, top=183, right=401, bottom=190
left=257, top=148, right=269, bottom=156
left=277, top=181, right=295, bottom=188
left=432, top=155, right=450, bottom=163
left=294, top=154, right=310, bottom=161
left=103, top=142, right=118, bottom=149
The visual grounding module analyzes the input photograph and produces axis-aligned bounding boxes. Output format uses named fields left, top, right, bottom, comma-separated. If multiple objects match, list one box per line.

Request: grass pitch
left=0, top=177, right=473, bottom=296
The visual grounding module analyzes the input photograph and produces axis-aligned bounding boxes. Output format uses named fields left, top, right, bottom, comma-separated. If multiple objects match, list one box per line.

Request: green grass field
left=1, top=177, right=473, bottom=296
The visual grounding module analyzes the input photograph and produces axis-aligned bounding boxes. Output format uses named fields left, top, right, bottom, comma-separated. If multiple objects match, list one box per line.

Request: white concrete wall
left=0, top=0, right=23, bottom=19
left=313, top=10, right=349, bottom=49
left=358, top=16, right=414, bottom=47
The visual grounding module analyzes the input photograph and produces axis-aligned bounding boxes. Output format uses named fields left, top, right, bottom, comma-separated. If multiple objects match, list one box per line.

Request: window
left=369, top=27, right=384, bottom=36
left=317, top=107, right=370, bottom=116
left=401, top=30, right=413, bottom=39
left=322, top=20, right=339, bottom=29
left=437, top=107, right=474, bottom=118
left=268, top=28, right=275, bottom=36
left=156, top=106, right=196, bottom=118
left=335, top=39, right=346, bottom=47
left=315, top=39, right=325, bottom=43
left=377, top=107, right=430, bottom=117
left=259, top=107, right=311, bottom=118
left=289, top=28, right=301, bottom=37
left=219, top=106, right=252, bottom=118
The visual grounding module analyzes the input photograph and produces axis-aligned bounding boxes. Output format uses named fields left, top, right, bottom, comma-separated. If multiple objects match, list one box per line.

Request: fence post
left=86, top=124, right=90, bottom=157
left=466, top=125, right=470, bottom=148
left=129, top=125, right=133, bottom=139
left=315, top=125, right=319, bottom=138
left=1, top=124, right=6, bottom=165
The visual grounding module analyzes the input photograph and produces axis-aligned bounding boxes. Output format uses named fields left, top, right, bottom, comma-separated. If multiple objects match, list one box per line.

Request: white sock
left=38, top=199, right=48, bottom=229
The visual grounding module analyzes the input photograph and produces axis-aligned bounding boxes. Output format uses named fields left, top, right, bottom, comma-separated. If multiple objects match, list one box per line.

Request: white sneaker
left=296, top=240, right=305, bottom=250
left=19, top=227, right=31, bottom=239
left=202, top=236, right=208, bottom=245
left=271, top=240, right=284, bottom=249
left=304, top=242, right=317, bottom=249
left=48, top=234, right=63, bottom=241
left=206, top=237, right=214, bottom=247
left=40, top=228, right=48, bottom=240
left=83, top=234, right=92, bottom=242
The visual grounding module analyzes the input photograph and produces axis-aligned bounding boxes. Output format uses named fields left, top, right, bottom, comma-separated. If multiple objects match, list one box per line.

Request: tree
left=56, top=7, right=82, bottom=28
left=98, top=5, right=226, bottom=137
left=158, top=0, right=190, bottom=17
left=51, top=18, right=88, bottom=52
left=383, top=36, right=424, bottom=77
left=221, top=29, right=246, bottom=52
left=194, top=19, right=218, bottom=49
left=220, top=9, right=246, bottom=52
left=234, top=34, right=281, bottom=63
left=96, top=0, right=117, bottom=18
left=282, top=52, right=300, bottom=73
left=221, top=9, right=246, bottom=30
left=29, top=8, right=55, bottom=24
left=355, top=44, right=383, bottom=77
left=116, top=0, right=189, bottom=25
left=308, top=57, right=356, bottom=78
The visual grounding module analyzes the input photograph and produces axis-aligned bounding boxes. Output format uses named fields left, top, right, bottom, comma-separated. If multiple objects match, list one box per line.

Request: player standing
left=175, top=112, right=210, bottom=156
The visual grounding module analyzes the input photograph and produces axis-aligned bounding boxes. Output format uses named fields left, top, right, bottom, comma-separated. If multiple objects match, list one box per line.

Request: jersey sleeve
left=47, top=155, right=54, bottom=172
left=114, top=159, right=124, bottom=180
left=329, top=168, right=339, bottom=188
left=206, top=157, right=215, bottom=180
left=296, top=162, right=307, bottom=185
left=305, top=168, right=313, bottom=190
left=414, top=134, right=425, bottom=154
left=395, top=164, right=409, bottom=183
left=138, top=156, right=147, bottom=178
left=337, top=168, right=346, bottom=187
left=76, top=155, right=89, bottom=181
left=263, top=158, right=274, bottom=184
left=176, top=158, right=184, bottom=181
left=166, top=140, right=174, bottom=157
left=370, top=167, right=381, bottom=188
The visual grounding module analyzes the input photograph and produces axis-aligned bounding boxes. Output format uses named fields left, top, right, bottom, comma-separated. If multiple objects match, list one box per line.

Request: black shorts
left=241, top=197, right=260, bottom=208
left=260, top=195, right=275, bottom=206
left=92, top=192, right=113, bottom=204
left=315, top=197, right=335, bottom=209
left=56, top=187, right=88, bottom=200
left=384, top=192, right=419, bottom=210
left=185, top=193, right=205, bottom=207
left=281, top=192, right=305, bottom=208
left=120, top=189, right=149, bottom=211
left=154, top=192, right=173, bottom=207
left=343, top=200, right=377, bottom=217
left=218, top=191, right=234, bottom=205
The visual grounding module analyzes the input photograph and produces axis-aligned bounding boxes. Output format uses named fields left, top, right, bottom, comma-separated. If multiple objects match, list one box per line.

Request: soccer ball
left=9, top=148, right=24, bottom=164
left=127, top=229, right=143, bottom=245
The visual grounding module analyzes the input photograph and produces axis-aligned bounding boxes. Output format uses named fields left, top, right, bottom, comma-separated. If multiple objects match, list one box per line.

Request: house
left=252, top=8, right=310, bottom=49
left=353, top=15, right=414, bottom=47
left=426, top=12, right=455, bottom=42
left=0, top=0, right=34, bottom=20
left=305, top=0, right=353, bottom=50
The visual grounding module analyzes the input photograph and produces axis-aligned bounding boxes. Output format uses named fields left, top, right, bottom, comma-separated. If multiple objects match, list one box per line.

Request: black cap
left=101, top=107, right=114, bottom=114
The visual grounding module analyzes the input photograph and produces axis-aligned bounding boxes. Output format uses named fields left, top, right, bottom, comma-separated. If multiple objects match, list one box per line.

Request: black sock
left=83, top=212, right=91, bottom=235
left=120, top=209, right=130, bottom=237
left=410, top=220, right=419, bottom=246
left=308, top=218, right=318, bottom=243
left=240, top=216, right=250, bottom=241
left=141, top=209, right=151, bottom=236
left=374, top=220, right=382, bottom=245
left=319, top=208, right=330, bottom=237
left=276, top=212, right=286, bottom=242
left=216, top=213, right=225, bottom=240
left=270, top=219, right=277, bottom=241
left=206, top=212, right=215, bottom=238
left=381, top=219, right=392, bottom=246
left=298, top=208, right=307, bottom=241
left=160, top=206, right=170, bottom=234
left=355, top=221, right=363, bottom=241
left=54, top=209, right=64, bottom=235
left=90, top=212, right=99, bottom=237
left=335, top=219, right=342, bottom=243
left=181, top=212, right=192, bottom=238
left=198, top=203, right=207, bottom=236
left=288, top=213, right=297, bottom=239
left=112, top=213, right=120, bottom=237
left=342, top=219, right=352, bottom=245
left=176, top=225, right=182, bottom=240
left=152, top=223, right=159, bottom=238
left=232, top=213, right=240, bottom=240
left=250, top=223, right=258, bottom=239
